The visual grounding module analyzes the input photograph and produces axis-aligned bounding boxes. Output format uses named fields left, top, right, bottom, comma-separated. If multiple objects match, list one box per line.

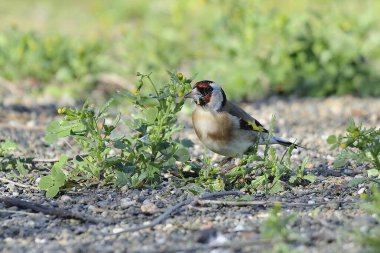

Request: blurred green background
left=1, top=0, right=380, bottom=101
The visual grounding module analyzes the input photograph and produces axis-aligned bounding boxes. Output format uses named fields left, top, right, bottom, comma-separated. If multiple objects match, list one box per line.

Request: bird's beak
left=184, top=88, right=200, bottom=99
left=184, top=88, right=203, bottom=105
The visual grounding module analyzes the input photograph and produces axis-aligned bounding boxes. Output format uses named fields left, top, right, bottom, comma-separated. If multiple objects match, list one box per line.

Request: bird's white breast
left=192, top=107, right=254, bottom=157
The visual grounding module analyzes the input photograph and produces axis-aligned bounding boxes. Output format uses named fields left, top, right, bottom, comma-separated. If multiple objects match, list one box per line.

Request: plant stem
left=371, top=151, right=380, bottom=169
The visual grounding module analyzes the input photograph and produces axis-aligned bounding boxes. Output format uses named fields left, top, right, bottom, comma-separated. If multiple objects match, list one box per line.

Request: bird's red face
left=184, top=80, right=214, bottom=106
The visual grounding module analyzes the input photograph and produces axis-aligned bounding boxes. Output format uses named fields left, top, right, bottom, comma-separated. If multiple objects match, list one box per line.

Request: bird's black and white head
left=184, top=80, right=227, bottom=112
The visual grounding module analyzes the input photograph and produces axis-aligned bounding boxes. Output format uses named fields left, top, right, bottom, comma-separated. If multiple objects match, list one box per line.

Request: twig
left=136, top=238, right=273, bottom=253
left=30, top=154, right=88, bottom=163
left=112, top=191, right=243, bottom=235
left=0, top=197, right=104, bottom=223
left=195, top=199, right=331, bottom=207
left=0, top=209, right=40, bottom=216
left=0, top=177, right=39, bottom=190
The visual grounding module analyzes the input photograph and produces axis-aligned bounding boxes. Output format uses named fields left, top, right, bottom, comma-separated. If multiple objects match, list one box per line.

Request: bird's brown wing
left=222, top=101, right=269, bottom=133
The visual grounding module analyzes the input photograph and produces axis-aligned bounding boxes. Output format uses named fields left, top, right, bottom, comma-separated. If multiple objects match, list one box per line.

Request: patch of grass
left=356, top=188, right=380, bottom=253
left=328, top=120, right=380, bottom=186
left=1, top=1, right=380, bottom=100
left=116, top=0, right=380, bottom=99
left=0, top=140, right=28, bottom=176
left=329, top=120, right=380, bottom=252
left=0, top=28, right=108, bottom=91
left=260, top=204, right=300, bottom=253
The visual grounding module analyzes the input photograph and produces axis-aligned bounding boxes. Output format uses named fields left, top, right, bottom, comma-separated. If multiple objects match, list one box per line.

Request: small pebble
left=120, top=198, right=136, bottom=208
left=141, top=203, right=158, bottom=214
left=357, top=188, right=366, bottom=194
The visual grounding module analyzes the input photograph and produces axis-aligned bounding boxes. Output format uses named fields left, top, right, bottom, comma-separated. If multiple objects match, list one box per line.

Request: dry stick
left=112, top=191, right=243, bottom=235
left=31, top=154, right=88, bottom=164
left=0, top=177, right=39, bottom=190
left=137, top=238, right=274, bottom=253
left=0, top=209, right=40, bottom=216
left=195, top=199, right=331, bottom=207
left=0, top=197, right=103, bottom=224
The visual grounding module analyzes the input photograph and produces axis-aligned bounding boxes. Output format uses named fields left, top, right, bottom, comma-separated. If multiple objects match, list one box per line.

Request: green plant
left=355, top=187, right=380, bottom=253
left=42, top=72, right=192, bottom=197
left=45, top=99, right=119, bottom=183
left=116, top=0, right=380, bottom=99
left=3, top=1, right=380, bottom=100
left=328, top=120, right=380, bottom=181
left=260, top=203, right=297, bottom=241
left=39, top=155, right=68, bottom=198
left=287, top=153, right=316, bottom=185
left=0, top=139, right=28, bottom=176
left=260, top=203, right=299, bottom=253
left=0, top=28, right=107, bottom=84
left=113, top=72, right=193, bottom=187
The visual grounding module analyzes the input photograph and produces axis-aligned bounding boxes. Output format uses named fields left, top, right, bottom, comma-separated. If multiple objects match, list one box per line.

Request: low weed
left=328, top=120, right=380, bottom=252
left=328, top=120, right=380, bottom=185
left=0, top=139, right=28, bottom=176
left=260, top=204, right=299, bottom=253
left=356, top=188, right=380, bottom=253
left=41, top=72, right=192, bottom=197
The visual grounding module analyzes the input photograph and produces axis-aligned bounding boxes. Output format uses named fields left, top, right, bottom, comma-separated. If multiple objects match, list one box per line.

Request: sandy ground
left=1, top=95, right=380, bottom=253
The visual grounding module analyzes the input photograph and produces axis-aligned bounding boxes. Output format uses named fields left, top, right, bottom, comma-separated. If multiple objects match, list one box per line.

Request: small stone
left=233, top=224, right=246, bottom=231
left=120, top=198, right=136, bottom=208
left=308, top=200, right=316, bottom=204
left=87, top=205, right=96, bottom=211
left=35, top=238, right=46, bottom=244
left=141, top=203, right=158, bottom=214
left=60, top=195, right=72, bottom=203
left=358, top=188, right=366, bottom=194
left=112, top=227, right=125, bottom=234
left=156, top=201, right=165, bottom=208
left=26, top=220, right=36, bottom=228
left=120, top=185, right=129, bottom=193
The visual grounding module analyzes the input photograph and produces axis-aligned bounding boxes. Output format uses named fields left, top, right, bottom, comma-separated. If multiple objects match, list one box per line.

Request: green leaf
left=334, top=158, right=347, bottom=168
left=327, top=135, right=337, bottom=144
left=113, top=139, right=129, bottom=149
left=98, top=98, right=114, bottom=117
left=50, top=155, right=67, bottom=187
left=181, top=139, right=194, bottom=148
left=115, top=171, right=131, bottom=186
left=289, top=175, right=297, bottom=184
left=303, top=174, right=317, bottom=183
left=46, top=185, right=60, bottom=198
left=51, top=155, right=68, bottom=177
left=16, top=160, right=28, bottom=175
left=44, top=121, right=72, bottom=143
left=269, top=180, right=284, bottom=194
left=251, top=175, right=266, bottom=187
left=163, top=157, right=176, bottom=167
left=348, top=177, right=368, bottom=187
left=144, top=107, right=158, bottom=123
left=0, top=140, right=17, bottom=152
left=367, top=169, right=379, bottom=178
left=39, top=176, right=54, bottom=190
left=174, top=148, right=190, bottom=162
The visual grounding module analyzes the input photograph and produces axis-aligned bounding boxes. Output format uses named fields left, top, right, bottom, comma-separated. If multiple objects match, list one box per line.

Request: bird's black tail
left=273, top=136, right=304, bottom=149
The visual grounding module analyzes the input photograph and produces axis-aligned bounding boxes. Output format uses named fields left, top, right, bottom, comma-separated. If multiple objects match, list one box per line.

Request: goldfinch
left=184, top=80, right=299, bottom=157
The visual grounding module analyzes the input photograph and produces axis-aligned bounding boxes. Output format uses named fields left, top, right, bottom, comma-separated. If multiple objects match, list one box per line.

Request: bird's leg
left=219, top=157, right=233, bottom=167
left=219, top=157, right=239, bottom=174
